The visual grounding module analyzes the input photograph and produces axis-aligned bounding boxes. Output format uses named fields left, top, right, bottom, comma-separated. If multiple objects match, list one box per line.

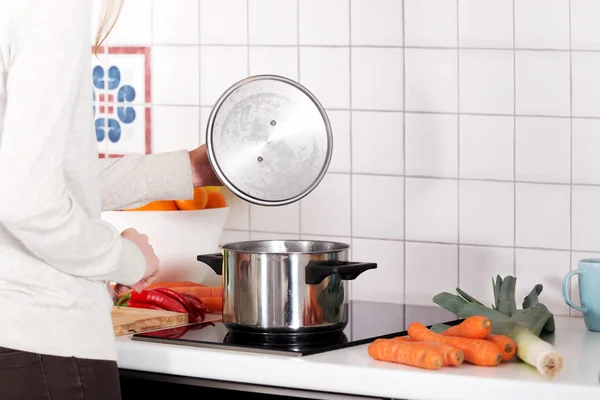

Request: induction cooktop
left=131, top=301, right=461, bottom=357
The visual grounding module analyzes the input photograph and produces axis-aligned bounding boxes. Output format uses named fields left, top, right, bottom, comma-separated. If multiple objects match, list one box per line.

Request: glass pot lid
left=205, top=75, right=333, bottom=207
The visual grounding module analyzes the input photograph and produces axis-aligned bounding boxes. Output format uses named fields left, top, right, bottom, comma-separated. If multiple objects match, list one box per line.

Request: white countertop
left=116, top=315, right=600, bottom=400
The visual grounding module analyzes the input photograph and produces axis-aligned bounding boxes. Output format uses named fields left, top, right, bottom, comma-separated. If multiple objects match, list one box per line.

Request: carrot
left=407, top=322, right=502, bottom=367
left=172, top=286, right=223, bottom=298
left=486, top=334, right=517, bottom=361
left=441, top=316, right=492, bottom=339
left=367, top=339, right=443, bottom=370
left=146, top=281, right=205, bottom=289
left=309, top=286, right=324, bottom=324
left=392, top=337, right=464, bottom=366
left=199, top=297, right=223, bottom=312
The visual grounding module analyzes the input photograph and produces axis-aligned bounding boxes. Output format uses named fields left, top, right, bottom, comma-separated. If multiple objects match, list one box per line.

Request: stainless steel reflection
left=222, top=250, right=348, bottom=333
left=197, top=240, right=377, bottom=335
left=221, top=239, right=349, bottom=254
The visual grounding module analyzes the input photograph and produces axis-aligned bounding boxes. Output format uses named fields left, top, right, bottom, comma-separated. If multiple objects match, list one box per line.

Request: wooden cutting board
left=111, top=306, right=189, bottom=336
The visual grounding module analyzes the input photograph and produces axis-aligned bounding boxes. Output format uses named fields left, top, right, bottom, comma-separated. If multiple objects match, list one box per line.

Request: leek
left=432, top=275, right=564, bottom=379
left=506, top=323, right=563, bottom=379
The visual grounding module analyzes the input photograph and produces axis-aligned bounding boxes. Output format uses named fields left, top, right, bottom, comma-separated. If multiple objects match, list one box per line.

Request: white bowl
left=101, top=207, right=229, bottom=286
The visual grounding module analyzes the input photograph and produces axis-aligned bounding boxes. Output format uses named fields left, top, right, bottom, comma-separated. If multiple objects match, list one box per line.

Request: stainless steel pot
left=197, top=240, right=377, bottom=335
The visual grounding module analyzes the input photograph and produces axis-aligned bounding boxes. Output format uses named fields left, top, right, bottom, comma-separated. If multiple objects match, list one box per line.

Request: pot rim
left=219, top=239, right=350, bottom=255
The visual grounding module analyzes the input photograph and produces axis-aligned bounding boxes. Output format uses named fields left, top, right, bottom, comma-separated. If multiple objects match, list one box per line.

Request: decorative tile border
left=93, top=46, right=152, bottom=158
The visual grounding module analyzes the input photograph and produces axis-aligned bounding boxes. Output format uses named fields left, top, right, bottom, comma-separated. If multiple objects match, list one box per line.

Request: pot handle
left=305, top=260, right=377, bottom=285
left=197, top=254, right=223, bottom=275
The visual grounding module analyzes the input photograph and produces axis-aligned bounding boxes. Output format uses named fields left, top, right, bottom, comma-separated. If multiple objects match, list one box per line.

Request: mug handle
left=562, top=270, right=587, bottom=313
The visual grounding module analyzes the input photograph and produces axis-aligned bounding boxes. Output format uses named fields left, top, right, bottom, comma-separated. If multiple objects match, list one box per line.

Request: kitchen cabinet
left=119, top=369, right=395, bottom=400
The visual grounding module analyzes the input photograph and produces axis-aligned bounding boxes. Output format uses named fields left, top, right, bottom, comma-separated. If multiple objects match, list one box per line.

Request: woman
left=0, top=0, right=219, bottom=398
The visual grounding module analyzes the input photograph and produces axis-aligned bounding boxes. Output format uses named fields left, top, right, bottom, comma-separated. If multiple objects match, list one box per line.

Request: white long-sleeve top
left=0, top=0, right=194, bottom=360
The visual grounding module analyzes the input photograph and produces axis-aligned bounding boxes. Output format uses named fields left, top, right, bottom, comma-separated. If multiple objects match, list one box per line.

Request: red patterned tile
left=92, top=46, right=152, bottom=157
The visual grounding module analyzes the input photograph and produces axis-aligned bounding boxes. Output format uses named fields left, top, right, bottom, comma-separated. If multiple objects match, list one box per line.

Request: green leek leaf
left=455, top=287, right=484, bottom=305
left=497, top=275, right=517, bottom=315
left=458, top=302, right=511, bottom=324
left=493, top=275, right=503, bottom=310
left=522, top=284, right=543, bottom=309
left=543, top=315, right=556, bottom=333
left=489, top=320, right=529, bottom=337
left=432, top=292, right=468, bottom=316
left=430, top=323, right=451, bottom=333
left=509, top=304, right=552, bottom=336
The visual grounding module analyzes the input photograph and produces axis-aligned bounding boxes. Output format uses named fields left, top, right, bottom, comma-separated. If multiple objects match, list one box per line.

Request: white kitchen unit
left=116, top=314, right=600, bottom=400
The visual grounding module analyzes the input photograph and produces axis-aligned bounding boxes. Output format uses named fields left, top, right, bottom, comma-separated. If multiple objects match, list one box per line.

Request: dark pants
left=0, top=347, right=121, bottom=400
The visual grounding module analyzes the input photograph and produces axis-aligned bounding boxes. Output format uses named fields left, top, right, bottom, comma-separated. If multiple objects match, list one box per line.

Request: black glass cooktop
left=132, top=301, right=460, bottom=357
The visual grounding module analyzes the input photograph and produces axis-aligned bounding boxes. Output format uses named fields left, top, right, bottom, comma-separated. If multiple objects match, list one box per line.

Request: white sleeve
left=99, top=151, right=194, bottom=211
left=0, top=0, right=145, bottom=285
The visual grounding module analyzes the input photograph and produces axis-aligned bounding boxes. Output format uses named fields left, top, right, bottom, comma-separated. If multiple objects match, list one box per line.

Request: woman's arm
left=99, top=151, right=194, bottom=211
left=0, top=0, right=144, bottom=285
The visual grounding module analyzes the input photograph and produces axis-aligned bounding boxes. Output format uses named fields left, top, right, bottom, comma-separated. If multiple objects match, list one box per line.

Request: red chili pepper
left=180, top=293, right=210, bottom=312
left=193, top=304, right=207, bottom=321
left=186, top=298, right=206, bottom=321
left=180, top=292, right=204, bottom=305
left=151, top=287, right=195, bottom=316
left=191, top=321, right=216, bottom=331
left=142, top=326, right=190, bottom=339
left=171, top=328, right=191, bottom=339
left=142, top=321, right=216, bottom=339
left=126, top=301, right=165, bottom=311
left=181, top=293, right=208, bottom=321
left=122, top=290, right=187, bottom=314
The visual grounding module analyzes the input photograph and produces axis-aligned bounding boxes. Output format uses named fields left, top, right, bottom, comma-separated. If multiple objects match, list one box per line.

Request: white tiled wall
left=93, top=0, right=600, bottom=315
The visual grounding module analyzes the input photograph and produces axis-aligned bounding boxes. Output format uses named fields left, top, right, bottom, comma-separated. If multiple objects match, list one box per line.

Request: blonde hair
left=93, top=0, right=124, bottom=54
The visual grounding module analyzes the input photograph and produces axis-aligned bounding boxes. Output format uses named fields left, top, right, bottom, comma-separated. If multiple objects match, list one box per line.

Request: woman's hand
left=120, top=228, right=159, bottom=293
left=189, top=145, right=222, bottom=187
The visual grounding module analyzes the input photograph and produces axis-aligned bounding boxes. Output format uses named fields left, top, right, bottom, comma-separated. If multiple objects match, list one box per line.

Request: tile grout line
left=512, top=0, right=517, bottom=277
left=568, top=0, right=574, bottom=316
left=401, top=0, right=407, bottom=307
left=92, top=6, right=105, bottom=155
left=156, top=105, right=600, bottom=119
left=138, top=103, right=600, bottom=120
left=221, top=230, right=597, bottom=254
left=348, top=0, right=354, bottom=303
left=197, top=0, right=202, bottom=148
left=158, top=42, right=600, bottom=52
left=150, top=0, right=154, bottom=155
left=247, top=0, right=251, bottom=70
left=246, top=0, right=252, bottom=233
left=325, top=171, right=600, bottom=187
left=149, top=2, right=155, bottom=156
left=297, top=0, right=303, bottom=239
left=456, top=0, right=461, bottom=289
left=102, top=37, right=109, bottom=156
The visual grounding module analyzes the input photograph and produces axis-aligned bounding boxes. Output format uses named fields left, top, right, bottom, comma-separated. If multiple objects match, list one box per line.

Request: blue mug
left=562, top=258, right=600, bottom=332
